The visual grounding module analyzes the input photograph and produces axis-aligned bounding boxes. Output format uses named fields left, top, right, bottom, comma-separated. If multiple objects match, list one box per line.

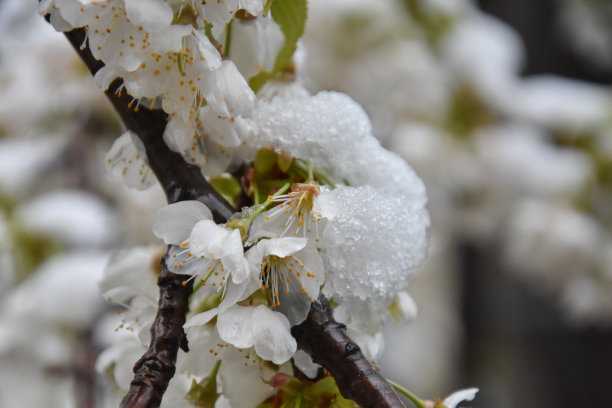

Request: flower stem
left=247, top=182, right=291, bottom=223
left=224, top=20, right=233, bottom=57
left=388, top=380, right=427, bottom=408
left=307, top=161, right=314, bottom=182
left=211, top=359, right=222, bottom=378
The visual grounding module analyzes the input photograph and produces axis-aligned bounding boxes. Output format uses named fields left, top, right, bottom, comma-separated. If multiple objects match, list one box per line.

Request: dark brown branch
left=62, top=27, right=232, bottom=408
left=119, top=255, right=193, bottom=408
left=292, top=295, right=406, bottom=407
left=58, top=25, right=405, bottom=408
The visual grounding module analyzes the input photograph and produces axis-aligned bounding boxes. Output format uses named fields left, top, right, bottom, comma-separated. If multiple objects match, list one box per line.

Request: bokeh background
left=1, top=0, right=611, bottom=407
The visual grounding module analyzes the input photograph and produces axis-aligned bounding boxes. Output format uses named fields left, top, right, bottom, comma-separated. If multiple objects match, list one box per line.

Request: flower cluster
left=99, top=103, right=430, bottom=404
left=41, top=0, right=433, bottom=406
left=42, top=0, right=283, bottom=178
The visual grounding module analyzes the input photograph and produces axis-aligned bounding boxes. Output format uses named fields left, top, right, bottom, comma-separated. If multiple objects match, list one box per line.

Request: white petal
left=96, top=337, right=146, bottom=389
left=93, top=65, right=121, bottom=91
left=184, top=278, right=255, bottom=329
left=216, top=305, right=256, bottom=348
left=105, top=131, right=156, bottom=190
left=163, top=116, right=194, bottom=153
left=199, top=0, right=240, bottom=35
left=125, top=0, right=173, bottom=31
left=239, top=0, right=264, bottom=17
left=189, top=220, right=234, bottom=257
left=188, top=225, right=247, bottom=283
left=219, top=352, right=275, bottom=408
left=293, top=349, right=320, bottom=379
left=99, top=246, right=159, bottom=304
left=260, top=237, right=308, bottom=258
left=227, top=16, right=283, bottom=79
left=397, top=291, right=418, bottom=322
left=214, top=396, right=232, bottom=408
left=198, top=105, right=252, bottom=147
left=193, top=29, right=223, bottom=69
left=296, top=246, right=325, bottom=292
left=252, top=306, right=296, bottom=364
left=276, top=246, right=324, bottom=325
left=153, top=201, right=212, bottom=245
left=220, top=230, right=250, bottom=283
left=443, top=388, right=479, bottom=408
left=184, top=310, right=215, bottom=329
left=203, top=61, right=254, bottom=116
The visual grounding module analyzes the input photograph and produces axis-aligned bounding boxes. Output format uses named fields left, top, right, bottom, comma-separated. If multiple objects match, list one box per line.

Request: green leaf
left=279, top=378, right=305, bottom=397
left=307, top=377, right=337, bottom=398
left=254, top=148, right=278, bottom=177
left=277, top=151, right=293, bottom=172
left=303, top=376, right=356, bottom=407
left=191, top=291, right=222, bottom=315
left=185, top=361, right=221, bottom=408
left=209, top=174, right=242, bottom=208
left=263, top=0, right=274, bottom=16
left=387, top=298, right=402, bottom=323
left=248, top=0, right=307, bottom=91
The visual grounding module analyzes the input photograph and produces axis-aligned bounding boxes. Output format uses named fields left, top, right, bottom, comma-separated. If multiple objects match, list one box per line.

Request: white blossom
left=105, top=130, right=156, bottom=190
left=153, top=201, right=249, bottom=287
left=215, top=304, right=296, bottom=364
left=246, top=236, right=324, bottom=325
left=249, top=182, right=327, bottom=247
left=440, top=388, right=479, bottom=408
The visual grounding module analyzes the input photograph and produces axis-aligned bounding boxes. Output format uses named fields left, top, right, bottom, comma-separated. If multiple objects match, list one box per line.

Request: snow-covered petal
left=319, top=185, right=429, bottom=304
left=253, top=89, right=428, bottom=198
left=153, top=201, right=213, bottom=245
